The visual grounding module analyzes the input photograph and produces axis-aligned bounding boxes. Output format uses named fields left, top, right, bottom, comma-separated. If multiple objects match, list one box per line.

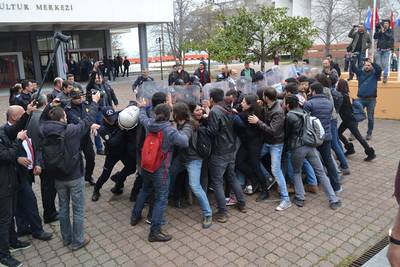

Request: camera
left=91, top=88, right=105, bottom=97
left=54, top=32, right=71, bottom=43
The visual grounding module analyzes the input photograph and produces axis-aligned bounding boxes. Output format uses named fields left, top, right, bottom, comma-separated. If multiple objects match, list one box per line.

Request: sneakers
left=214, top=212, right=228, bottom=223
left=202, top=216, right=212, bottom=229
left=71, top=236, right=91, bottom=251
left=32, top=231, right=53, bottom=241
left=91, top=189, right=100, bottom=202
left=255, top=190, right=269, bottom=202
left=9, top=240, right=31, bottom=253
left=0, top=255, right=22, bottom=267
left=225, top=196, right=237, bottom=206
left=275, top=200, right=292, bottom=211
left=329, top=200, right=342, bottom=210
left=243, top=185, right=254, bottom=195
left=366, top=134, right=372, bottom=141
left=335, top=186, right=343, bottom=194
left=294, top=197, right=304, bottom=207
left=148, top=231, right=172, bottom=242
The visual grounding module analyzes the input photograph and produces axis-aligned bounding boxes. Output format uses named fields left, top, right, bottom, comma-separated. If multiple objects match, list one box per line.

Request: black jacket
left=15, top=92, right=32, bottom=110
left=256, top=101, right=285, bottom=144
left=207, top=103, right=237, bottom=157
left=236, top=110, right=264, bottom=146
left=338, top=92, right=354, bottom=123
left=193, top=69, right=211, bottom=86
left=240, top=68, right=256, bottom=82
left=374, top=28, right=394, bottom=50
left=86, top=72, right=118, bottom=107
left=285, top=107, right=304, bottom=150
left=65, top=102, right=93, bottom=145
left=38, top=102, right=98, bottom=181
left=132, top=75, right=154, bottom=90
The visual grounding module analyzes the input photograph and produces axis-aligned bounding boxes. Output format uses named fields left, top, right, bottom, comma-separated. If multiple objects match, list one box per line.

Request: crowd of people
left=1, top=21, right=391, bottom=266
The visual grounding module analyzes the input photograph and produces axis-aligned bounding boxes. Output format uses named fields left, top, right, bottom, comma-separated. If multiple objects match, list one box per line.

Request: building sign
left=0, top=0, right=173, bottom=23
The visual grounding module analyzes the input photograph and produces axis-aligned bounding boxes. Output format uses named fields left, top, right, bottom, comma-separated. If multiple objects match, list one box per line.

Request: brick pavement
left=1, top=78, right=399, bottom=267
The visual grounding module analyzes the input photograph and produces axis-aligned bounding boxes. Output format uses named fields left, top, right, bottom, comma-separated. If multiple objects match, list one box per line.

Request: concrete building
left=273, top=0, right=312, bottom=18
left=0, top=0, right=173, bottom=89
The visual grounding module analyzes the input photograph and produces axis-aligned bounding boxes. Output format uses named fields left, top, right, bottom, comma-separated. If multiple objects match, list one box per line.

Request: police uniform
left=65, top=100, right=96, bottom=185
left=92, top=107, right=137, bottom=200
left=14, top=92, right=32, bottom=110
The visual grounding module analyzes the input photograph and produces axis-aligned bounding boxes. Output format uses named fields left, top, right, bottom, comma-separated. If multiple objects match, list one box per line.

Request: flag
left=370, top=6, right=379, bottom=30
left=365, top=7, right=372, bottom=31
left=390, top=11, right=395, bottom=29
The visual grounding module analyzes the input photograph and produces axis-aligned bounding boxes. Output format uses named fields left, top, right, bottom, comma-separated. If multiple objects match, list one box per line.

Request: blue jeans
left=170, top=159, right=212, bottom=217
left=375, top=50, right=391, bottom=78
left=132, top=166, right=169, bottom=234
left=286, top=151, right=317, bottom=186
left=356, top=98, right=377, bottom=136
left=260, top=143, right=289, bottom=201
left=95, top=111, right=104, bottom=152
left=317, top=141, right=341, bottom=191
left=330, top=119, right=349, bottom=170
left=54, top=177, right=85, bottom=247
left=15, top=181, right=44, bottom=235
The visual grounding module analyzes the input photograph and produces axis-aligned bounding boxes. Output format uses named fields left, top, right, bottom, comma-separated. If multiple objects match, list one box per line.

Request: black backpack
left=196, top=126, right=211, bottom=158
left=41, top=131, right=80, bottom=177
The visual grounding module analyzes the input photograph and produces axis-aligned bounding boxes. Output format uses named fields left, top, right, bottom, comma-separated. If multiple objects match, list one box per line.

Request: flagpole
left=371, top=0, right=377, bottom=59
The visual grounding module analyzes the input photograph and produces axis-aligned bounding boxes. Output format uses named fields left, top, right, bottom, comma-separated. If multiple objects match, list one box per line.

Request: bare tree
left=111, top=34, right=123, bottom=55
left=313, top=0, right=355, bottom=55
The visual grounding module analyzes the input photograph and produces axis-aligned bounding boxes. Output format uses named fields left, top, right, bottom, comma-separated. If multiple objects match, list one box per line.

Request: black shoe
left=265, top=176, right=276, bottom=191
left=71, top=236, right=91, bottom=251
left=294, top=197, right=304, bottom=207
left=364, top=148, right=376, bottom=161
left=330, top=200, right=342, bottom=210
left=44, top=214, right=59, bottom=224
left=9, top=240, right=31, bottom=253
left=110, top=171, right=121, bottom=183
left=91, top=190, right=100, bottom=202
left=148, top=231, right=172, bottom=242
left=129, top=193, right=137, bottom=202
left=17, top=229, right=32, bottom=237
left=32, top=231, right=53, bottom=241
left=256, top=190, right=270, bottom=202
left=110, top=185, right=123, bottom=195
left=130, top=216, right=142, bottom=226
left=85, top=177, right=95, bottom=186
left=0, top=255, right=23, bottom=267
left=96, top=150, right=106, bottom=156
left=236, top=203, right=247, bottom=213
left=173, top=199, right=187, bottom=209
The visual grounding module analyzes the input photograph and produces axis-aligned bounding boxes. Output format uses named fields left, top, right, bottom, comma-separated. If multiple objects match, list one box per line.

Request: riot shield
left=136, top=81, right=168, bottom=102
left=168, top=85, right=201, bottom=104
left=202, top=81, right=230, bottom=100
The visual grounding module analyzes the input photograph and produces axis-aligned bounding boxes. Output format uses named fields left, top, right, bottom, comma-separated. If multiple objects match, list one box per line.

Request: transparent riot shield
left=136, top=81, right=168, bottom=102
left=168, top=84, right=201, bottom=104
left=202, top=81, right=230, bottom=100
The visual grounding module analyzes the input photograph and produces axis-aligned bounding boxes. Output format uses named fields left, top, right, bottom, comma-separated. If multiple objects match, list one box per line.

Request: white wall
left=0, top=0, right=174, bottom=23
left=274, top=0, right=311, bottom=18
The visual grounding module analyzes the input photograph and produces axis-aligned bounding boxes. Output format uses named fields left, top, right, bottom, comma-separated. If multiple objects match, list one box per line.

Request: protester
left=66, top=74, right=83, bottom=92
left=57, top=81, right=73, bottom=108
left=284, top=95, right=341, bottom=209
left=130, top=102, right=190, bottom=242
left=207, top=88, right=246, bottom=223
left=336, top=79, right=376, bottom=161
left=288, top=59, right=302, bottom=78
left=374, top=20, right=394, bottom=83
left=350, top=57, right=381, bottom=140
left=326, top=54, right=341, bottom=77
left=38, top=91, right=101, bottom=251
left=15, top=80, right=34, bottom=110
left=47, top=77, right=63, bottom=103
left=321, top=59, right=339, bottom=86
left=304, top=82, right=342, bottom=193
left=9, top=83, right=22, bottom=106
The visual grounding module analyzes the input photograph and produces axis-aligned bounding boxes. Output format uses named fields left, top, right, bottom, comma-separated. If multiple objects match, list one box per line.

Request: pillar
left=29, top=32, right=42, bottom=82
left=53, top=24, right=67, bottom=79
left=138, top=24, right=149, bottom=71
left=104, top=29, right=112, bottom=58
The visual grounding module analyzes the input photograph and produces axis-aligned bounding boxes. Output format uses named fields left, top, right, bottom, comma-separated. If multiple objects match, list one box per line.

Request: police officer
left=15, top=80, right=34, bottom=110
left=91, top=106, right=138, bottom=202
left=65, top=88, right=96, bottom=185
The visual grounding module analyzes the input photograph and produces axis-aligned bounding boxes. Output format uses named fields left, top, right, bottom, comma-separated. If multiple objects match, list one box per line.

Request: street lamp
left=156, top=37, right=163, bottom=80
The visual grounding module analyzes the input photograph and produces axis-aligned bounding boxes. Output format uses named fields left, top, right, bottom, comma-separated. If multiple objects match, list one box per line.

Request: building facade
left=0, top=0, right=173, bottom=89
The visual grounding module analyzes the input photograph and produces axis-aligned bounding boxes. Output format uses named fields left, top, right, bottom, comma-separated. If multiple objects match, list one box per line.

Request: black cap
left=101, top=106, right=118, bottom=124
left=70, top=88, right=83, bottom=99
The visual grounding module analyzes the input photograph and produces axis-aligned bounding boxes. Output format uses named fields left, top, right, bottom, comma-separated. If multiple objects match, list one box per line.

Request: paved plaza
left=1, top=78, right=399, bottom=267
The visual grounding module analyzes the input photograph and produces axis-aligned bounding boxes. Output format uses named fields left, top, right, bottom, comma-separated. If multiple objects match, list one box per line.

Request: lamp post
left=156, top=37, right=163, bottom=80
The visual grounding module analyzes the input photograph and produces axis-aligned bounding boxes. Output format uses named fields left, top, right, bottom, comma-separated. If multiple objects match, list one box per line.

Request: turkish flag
left=371, top=7, right=379, bottom=30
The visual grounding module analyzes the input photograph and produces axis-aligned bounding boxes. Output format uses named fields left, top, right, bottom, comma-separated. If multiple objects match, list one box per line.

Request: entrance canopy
left=0, top=0, right=174, bottom=31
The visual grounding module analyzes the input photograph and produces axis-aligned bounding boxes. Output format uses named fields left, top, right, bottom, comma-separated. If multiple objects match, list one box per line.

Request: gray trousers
left=291, top=146, right=338, bottom=203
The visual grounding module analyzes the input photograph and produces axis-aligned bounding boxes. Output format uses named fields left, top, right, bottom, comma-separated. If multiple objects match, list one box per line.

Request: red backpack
left=141, top=131, right=166, bottom=173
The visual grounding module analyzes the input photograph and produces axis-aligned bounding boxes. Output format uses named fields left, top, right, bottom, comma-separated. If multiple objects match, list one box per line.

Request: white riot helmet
left=118, top=105, right=140, bottom=130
